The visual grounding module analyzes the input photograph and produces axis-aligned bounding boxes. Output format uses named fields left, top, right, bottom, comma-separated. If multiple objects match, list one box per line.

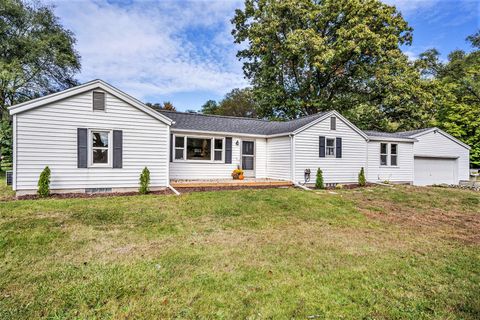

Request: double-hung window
left=380, top=143, right=398, bottom=166
left=175, top=136, right=185, bottom=160
left=380, top=143, right=388, bottom=166
left=326, top=138, right=335, bottom=157
left=390, top=144, right=398, bottom=166
left=214, top=139, right=223, bottom=161
left=91, top=130, right=110, bottom=166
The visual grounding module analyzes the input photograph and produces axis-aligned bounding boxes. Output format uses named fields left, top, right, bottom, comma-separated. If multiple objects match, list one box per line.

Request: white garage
left=411, top=128, right=470, bottom=186
left=414, top=157, right=457, bottom=186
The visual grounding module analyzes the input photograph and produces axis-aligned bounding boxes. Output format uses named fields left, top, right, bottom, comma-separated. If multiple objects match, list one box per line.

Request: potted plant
left=231, top=168, right=244, bottom=180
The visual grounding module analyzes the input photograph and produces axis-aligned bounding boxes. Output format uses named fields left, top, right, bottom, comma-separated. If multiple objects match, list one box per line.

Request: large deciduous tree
left=232, top=0, right=417, bottom=120
left=0, top=0, right=81, bottom=119
left=201, top=87, right=258, bottom=118
left=422, top=32, right=480, bottom=167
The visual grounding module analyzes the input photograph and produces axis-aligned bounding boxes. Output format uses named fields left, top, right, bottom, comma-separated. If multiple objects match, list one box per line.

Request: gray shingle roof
left=157, top=110, right=329, bottom=135
left=364, top=128, right=433, bottom=140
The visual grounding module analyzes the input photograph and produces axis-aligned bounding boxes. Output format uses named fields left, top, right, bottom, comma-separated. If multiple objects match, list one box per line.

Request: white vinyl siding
left=255, top=138, right=267, bottom=178
left=294, top=117, right=367, bottom=184
left=266, top=136, right=291, bottom=180
left=169, top=134, right=268, bottom=179
left=413, top=131, right=470, bottom=183
left=367, top=141, right=414, bottom=183
left=14, top=90, right=169, bottom=191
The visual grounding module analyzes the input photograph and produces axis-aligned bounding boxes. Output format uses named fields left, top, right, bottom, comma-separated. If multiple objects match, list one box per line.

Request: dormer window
left=330, top=116, right=336, bottom=130
left=93, top=91, right=105, bottom=111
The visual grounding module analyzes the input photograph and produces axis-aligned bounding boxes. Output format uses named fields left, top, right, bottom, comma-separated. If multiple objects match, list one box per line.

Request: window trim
left=92, top=91, right=106, bottom=112
left=326, top=137, right=336, bottom=157
left=88, top=129, right=112, bottom=167
left=214, top=138, right=224, bottom=162
left=390, top=143, right=398, bottom=166
left=172, top=134, right=225, bottom=163
left=380, top=142, right=399, bottom=167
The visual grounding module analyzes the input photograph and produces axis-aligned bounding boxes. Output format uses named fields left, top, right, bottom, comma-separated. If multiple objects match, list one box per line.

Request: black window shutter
left=225, top=137, right=232, bottom=164
left=336, top=137, right=342, bottom=158
left=319, top=136, right=326, bottom=158
left=169, top=134, right=173, bottom=162
left=77, top=128, right=88, bottom=168
left=113, top=130, right=123, bottom=168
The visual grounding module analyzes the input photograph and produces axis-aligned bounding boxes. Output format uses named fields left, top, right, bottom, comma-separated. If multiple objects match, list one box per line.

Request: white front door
left=414, top=157, right=457, bottom=186
left=241, top=140, right=255, bottom=177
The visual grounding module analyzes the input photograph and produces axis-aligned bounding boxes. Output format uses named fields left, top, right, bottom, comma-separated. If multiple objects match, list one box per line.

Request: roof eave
left=8, top=80, right=173, bottom=126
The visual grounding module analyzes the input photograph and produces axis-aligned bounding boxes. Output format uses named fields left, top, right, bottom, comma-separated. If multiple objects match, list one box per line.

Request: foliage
left=146, top=102, right=176, bottom=111
left=0, top=0, right=81, bottom=119
left=200, top=100, right=219, bottom=115
left=139, top=167, right=150, bottom=194
left=358, top=167, right=366, bottom=187
left=201, top=88, right=257, bottom=117
left=417, top=33, right=480, bottom=167
left=315, top=168, right=324, bottom=189
left=231, top=168, right=244, bottom=179
left=0, top=120, right=12, bottom=171
left=232, top=0, right=419, bottom=120
left=37, top=166, right=51, bottom=197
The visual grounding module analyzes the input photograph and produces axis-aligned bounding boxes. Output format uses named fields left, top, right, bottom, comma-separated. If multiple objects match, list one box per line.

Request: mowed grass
left=0, top=180, right=479, bottom=319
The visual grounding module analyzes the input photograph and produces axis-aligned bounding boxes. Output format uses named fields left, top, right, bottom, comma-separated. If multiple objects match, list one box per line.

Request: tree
left=200, top=100, right=219, bottom=115
left=201, top=88, right=258, bottom=118
left=232, top=0, right=416, bottom=120
left=146, top=101, right=176, bottom=111
left=162, top=101, right=176, bottom=111
left=0, top=120, right=12, bottom=171
left=424, top=32, right=480, bottom=167
left=0, top=0, right=81, bottom=119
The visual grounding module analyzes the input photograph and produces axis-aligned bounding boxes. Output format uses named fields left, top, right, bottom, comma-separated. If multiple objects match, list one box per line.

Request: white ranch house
left=8, top=80, right=471, bottom=195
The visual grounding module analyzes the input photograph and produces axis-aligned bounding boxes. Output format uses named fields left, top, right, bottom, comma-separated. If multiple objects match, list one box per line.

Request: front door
left=241, top=140, right=255, bottom=177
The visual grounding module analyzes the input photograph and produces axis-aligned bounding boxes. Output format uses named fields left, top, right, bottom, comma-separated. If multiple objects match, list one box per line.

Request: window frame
left=92, top=91, right=106, bottom=112
left=379, top=142, right=399, bottom=167
left=174, top=135, right=185, bottom=160
left=173, top=134, right=225, bottom=163
left=88, top=129, right=112, bottom=167
left=326, top=137, right=336, bottom=157
left=390, top=143, right=398, bottom=166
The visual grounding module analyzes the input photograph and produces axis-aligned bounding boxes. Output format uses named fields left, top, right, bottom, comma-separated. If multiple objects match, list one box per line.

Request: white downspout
left=290, top=134, right=295, bottom=183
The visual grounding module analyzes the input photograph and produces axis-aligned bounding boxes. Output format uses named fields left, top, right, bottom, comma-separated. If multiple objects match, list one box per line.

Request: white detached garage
left=410, top=128, right=470, bottom=186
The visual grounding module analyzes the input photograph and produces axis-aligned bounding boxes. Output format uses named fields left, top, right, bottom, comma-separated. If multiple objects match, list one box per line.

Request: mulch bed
left=13, top=185, right=293, bottom=200
left=16, top=189, right=173, bottom=200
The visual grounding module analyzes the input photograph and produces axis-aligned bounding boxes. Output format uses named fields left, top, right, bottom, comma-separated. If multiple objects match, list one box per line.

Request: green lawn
left=0, top=178, right=479, bottom=319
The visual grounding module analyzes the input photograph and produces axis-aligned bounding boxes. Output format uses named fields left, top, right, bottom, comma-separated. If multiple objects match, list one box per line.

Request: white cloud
left=50, top=0, right=247, bottom=100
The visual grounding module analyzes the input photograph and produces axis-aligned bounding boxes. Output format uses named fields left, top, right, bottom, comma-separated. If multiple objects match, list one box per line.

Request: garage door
left=414, top=157, right=457, bottom=186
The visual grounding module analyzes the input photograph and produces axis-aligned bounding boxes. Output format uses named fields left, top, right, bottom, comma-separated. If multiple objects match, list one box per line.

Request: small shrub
left=315, top=168, right=324, bottom=189
left=139, top=167, right=150, bottom=194
left=335, top=184, right=344, bottom=190
left=358, top=167, right=366, bottom=187
left=37, top=166, right=51, bottom=197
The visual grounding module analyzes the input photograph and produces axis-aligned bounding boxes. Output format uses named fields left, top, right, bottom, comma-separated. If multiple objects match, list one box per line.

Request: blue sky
left=50, top=0, right=479, bottom=112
